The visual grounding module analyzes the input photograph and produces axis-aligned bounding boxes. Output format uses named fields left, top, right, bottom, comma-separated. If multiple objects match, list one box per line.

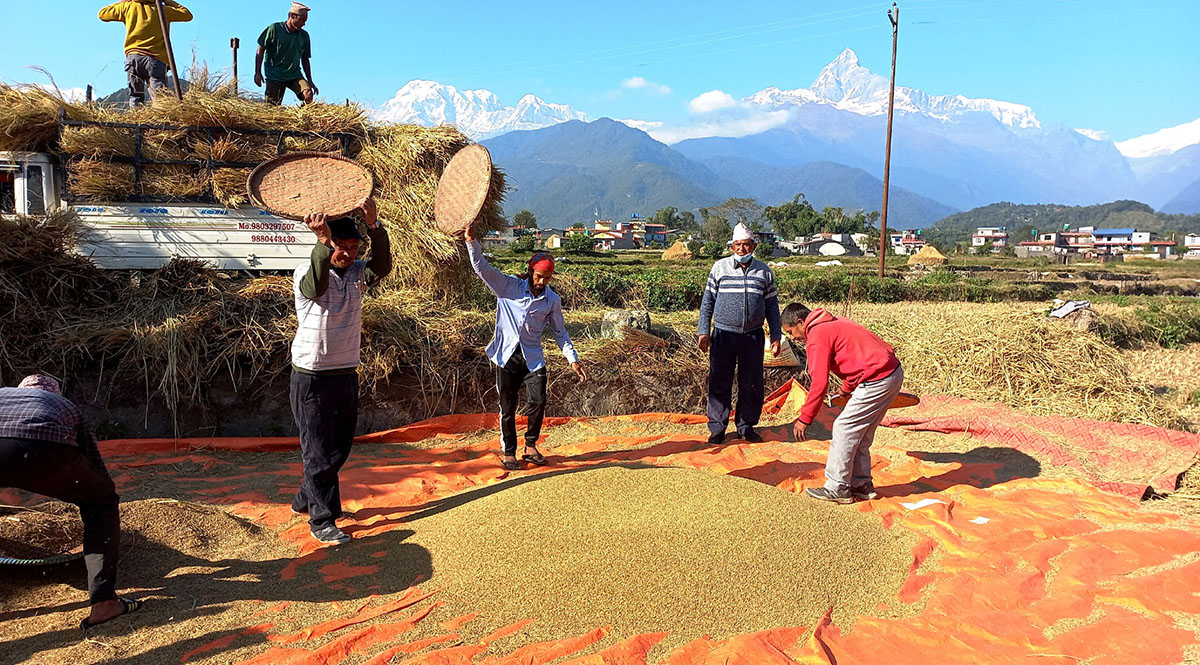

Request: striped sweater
left=697, top=256, right=782, bottom=340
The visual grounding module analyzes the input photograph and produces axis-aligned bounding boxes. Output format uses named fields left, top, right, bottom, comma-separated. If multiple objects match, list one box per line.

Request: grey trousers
left=824, top=365, right=904, bottom=492
left=125, top=53, right=168, bottom=107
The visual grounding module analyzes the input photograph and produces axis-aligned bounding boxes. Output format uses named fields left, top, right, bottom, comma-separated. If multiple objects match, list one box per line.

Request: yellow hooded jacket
left=98, top=0, right=193, bottom=66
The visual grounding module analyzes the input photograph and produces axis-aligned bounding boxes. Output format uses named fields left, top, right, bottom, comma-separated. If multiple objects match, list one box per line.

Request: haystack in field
left=908, top=244, right=947, bottom=266
left=662, top=239, right=694, bottom=261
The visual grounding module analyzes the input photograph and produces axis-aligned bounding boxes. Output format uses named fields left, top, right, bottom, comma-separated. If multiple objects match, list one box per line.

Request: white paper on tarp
left=763, top=336, right=802, bottom=368
left=1049, top=299, right=1091, bottom=318
left=969, top=516, right=991, bottom=524
left=814, top=260, right=843, bottom=267
left=900, top=498, right=947, bottom=511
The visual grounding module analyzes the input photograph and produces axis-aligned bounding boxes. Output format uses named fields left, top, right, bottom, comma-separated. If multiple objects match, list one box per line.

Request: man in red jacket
left=781, top=303, right=904, bottom=504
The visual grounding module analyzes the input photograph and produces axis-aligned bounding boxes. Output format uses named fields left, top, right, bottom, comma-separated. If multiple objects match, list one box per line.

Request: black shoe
left=850, top=482, right=879, bottom=501
left=739, top=428, right=763, bottom=443
left=707, top=431, right=725, bottom=445
left=290, top=504, right=308, bottom=516
left=805, top=486, right=854, bottom=504
left=311, top=525, right=351, bottom=545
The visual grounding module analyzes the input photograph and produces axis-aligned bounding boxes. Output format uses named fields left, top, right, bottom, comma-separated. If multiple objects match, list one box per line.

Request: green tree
left=678, top=211, right=698, bottom=234
left=513, top=209, right=538, bottom=229
left=563, top=233, right=596, bottom=254
left=700, top=241, right=726, bottom=259
left=708, top=197, right=763, bottom=229
left=754, top=243, right=773, bottom=260
left=763, top=194, right=821, bottom=241
left=976, top=241, right=994, bottom=255
left=509, top=235, right=535, bottom=252
left=699, top=207, right=732, bottom=243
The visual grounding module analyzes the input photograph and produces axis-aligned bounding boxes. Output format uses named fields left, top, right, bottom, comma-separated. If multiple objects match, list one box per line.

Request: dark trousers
left=706, top=328, right=766, bottom=435
left=290, top=371, right=359, bottom=530
left=124, top=53, right=168, bottom=108
left=495, top=349, right=547, bottom=456
left=0, top=437, right=120, bottom=605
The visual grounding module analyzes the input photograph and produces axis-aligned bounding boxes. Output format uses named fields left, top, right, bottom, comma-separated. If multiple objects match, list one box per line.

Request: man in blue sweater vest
left=698, top=223, right=783, bottom=444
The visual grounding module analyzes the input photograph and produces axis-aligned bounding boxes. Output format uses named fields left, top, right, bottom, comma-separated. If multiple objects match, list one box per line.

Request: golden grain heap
left=407, top=465, right=916, bottom=652
left=0, top=71, right=507, bottom=291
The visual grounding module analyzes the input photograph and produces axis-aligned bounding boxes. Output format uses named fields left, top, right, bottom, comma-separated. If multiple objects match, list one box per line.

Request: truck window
left=0, top=172, right=15, bottom=214
left=26, top=166, right=46, bottom=215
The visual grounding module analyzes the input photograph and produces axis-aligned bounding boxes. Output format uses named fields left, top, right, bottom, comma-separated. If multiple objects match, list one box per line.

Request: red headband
left=529, top=253, right=555, bottom=274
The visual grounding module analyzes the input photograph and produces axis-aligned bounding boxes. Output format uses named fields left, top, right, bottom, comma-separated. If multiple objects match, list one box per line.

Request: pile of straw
left=2, top=69, right=507, bottom=294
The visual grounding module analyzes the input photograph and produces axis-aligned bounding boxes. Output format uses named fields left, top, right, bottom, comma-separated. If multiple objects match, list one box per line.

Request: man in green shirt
left=255, top=2, right=317, bottom=105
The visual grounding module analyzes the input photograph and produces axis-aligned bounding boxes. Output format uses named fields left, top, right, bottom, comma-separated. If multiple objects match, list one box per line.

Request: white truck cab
left=1, top=150, right=310, bottom=271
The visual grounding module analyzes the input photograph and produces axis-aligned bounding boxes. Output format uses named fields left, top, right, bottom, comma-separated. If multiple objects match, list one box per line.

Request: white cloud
left=688, top=90, right=737, bottom=113
left=1074, top=128, right=1108, bottom=141
left=647, top=110, right=792, bottom=144
left=615, top=118, right=664, bottom=133
left=622, top=77, right=672, bottom=95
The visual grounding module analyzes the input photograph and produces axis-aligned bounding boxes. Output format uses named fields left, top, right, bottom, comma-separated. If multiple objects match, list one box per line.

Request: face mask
left=735, top=252, right=753, bottom=264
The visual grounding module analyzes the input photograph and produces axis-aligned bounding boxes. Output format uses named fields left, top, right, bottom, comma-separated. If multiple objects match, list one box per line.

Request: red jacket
left=798, top=308, right=900, bottom=425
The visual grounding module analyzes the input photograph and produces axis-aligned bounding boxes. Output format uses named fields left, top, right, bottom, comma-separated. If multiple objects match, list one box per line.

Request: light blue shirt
left=467, top=240, right=579, bottom=370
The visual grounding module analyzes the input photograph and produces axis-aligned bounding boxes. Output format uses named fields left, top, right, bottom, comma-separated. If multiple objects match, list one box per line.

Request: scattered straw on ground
left=406, top=465, right=916, bottom=653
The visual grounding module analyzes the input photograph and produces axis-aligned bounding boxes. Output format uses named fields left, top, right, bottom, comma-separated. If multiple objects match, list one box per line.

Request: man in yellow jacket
left=99, top=0, right=192, bottom=108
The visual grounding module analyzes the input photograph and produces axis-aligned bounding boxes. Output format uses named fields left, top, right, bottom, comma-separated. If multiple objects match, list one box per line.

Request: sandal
left=500, top=458, right=522, bottom=471
left=522, top=449, right=549, bottom=466
left=80, top=597, right=143, bottom=630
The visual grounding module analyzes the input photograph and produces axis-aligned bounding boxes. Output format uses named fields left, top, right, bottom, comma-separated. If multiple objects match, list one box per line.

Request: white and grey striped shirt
left=290, top=260, right=367, bottom=372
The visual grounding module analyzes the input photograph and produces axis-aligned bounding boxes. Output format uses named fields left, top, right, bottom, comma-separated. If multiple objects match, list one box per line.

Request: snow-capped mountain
left=747, top=48, right=1041, bottom=129
left=1115, top=117, right=1200, bottom=158
left=373, top=80, right=588, bottom=140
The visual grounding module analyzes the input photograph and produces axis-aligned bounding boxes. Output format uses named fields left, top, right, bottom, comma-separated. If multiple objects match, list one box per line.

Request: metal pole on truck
left=231, top=38, right=240, bottom=93
left=878, top=3, right=899, bottom=279
left=154, top=0, right=184, bottom=100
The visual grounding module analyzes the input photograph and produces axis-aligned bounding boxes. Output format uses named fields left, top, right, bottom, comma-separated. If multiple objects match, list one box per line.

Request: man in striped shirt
left=290, top=196, right=390, bottom=545
left=0, top=375, right=141, bottom=628
left=697, top=223, right=782, bottom=445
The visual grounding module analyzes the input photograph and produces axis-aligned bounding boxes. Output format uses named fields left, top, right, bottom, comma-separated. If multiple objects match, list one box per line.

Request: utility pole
left=878, top=3, right=899, bottom=278
left=231, top=38, right=240, bottom=93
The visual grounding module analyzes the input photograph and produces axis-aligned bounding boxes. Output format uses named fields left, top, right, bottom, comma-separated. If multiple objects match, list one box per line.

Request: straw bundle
left=142, top=129, right=190, bottom=161
left=59, top=125, right=135, bottom=158
left=0, top=83, right=79, bottom=152
left=67, top=159, right=136, bottom=199
left=662, top=239, right=694, bottom=261
left=143, top=165, right=206, bottom=199
left=211, top=167, right=251, bottom=206
left=190, top=133, right=276, bottom=164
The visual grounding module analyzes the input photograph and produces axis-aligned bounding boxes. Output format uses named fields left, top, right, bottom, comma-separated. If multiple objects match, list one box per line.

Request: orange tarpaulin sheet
left=8, top=383, right=1200, bottom=664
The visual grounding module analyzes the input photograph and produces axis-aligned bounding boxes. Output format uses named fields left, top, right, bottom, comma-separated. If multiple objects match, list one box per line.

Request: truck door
left=24, top=164, right=46, bottom=215
left=0, top=166, right=16, bottom=214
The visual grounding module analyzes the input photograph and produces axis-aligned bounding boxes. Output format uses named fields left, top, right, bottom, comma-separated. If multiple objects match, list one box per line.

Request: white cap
left=732, top=222, right=754, bottom=242
left=290, top=2, right=310, bottom=13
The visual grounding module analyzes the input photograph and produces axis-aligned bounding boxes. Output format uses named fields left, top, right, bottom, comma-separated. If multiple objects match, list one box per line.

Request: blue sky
left=1, top=0, right=1197, bottom=141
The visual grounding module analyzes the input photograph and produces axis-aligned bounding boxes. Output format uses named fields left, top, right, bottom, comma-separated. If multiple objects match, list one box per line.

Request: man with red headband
left=465, top=227, right=587, bottom=470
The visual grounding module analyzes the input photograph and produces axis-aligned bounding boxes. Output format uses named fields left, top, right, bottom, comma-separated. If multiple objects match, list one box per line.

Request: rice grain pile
left=406, top=465, right=916, bottom=652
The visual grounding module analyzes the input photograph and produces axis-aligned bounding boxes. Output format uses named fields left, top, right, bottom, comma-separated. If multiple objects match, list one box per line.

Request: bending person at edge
left=0, top=375, right=139, bottom=629
left=464, top=226, right=587, bottom=470
left=782, top=302, right=904, bottom=504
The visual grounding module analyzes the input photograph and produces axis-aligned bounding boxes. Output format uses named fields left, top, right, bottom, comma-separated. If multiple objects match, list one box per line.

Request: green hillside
left=923, top=200, right=1200, bottom=249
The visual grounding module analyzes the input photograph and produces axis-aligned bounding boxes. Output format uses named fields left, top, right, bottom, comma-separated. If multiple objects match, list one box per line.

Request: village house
left=972, top=227, right=1008, bottom=253
left=888, top=230, right=926, bottom=255
left=1092, top=228, right=1176, bottom=258
left=1184, top=233, right=1200, bottom=258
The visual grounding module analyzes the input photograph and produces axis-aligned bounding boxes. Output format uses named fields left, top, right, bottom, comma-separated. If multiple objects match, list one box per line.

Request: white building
left=1184, top=233, right=1200, bottom=258
left=972, top=227, right=1008, bottom=252
left=888, top=230, right=925, bottom=255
